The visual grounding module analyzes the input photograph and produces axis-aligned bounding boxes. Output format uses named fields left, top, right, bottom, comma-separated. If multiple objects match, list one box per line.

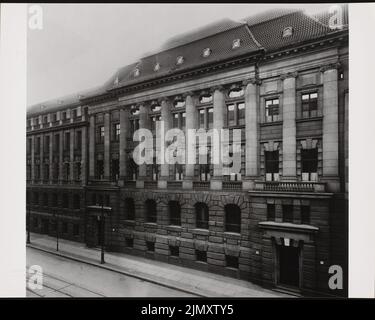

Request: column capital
left=211, top=85, right=225, bottom=93
left=181, top=91, right=195, bottom=99
left=320, top=62, right=341, bottom=73
left=280, top=71, right=298, bottom=81
left=242, top=77, right=262, bottom=86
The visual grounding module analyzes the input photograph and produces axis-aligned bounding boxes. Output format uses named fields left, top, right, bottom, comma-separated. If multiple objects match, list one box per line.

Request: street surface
left=26, top=247, right=195, bottom=297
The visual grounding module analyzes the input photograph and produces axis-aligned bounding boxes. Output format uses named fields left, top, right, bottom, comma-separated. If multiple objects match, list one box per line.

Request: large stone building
left=26, top=8, right=349, bottom=296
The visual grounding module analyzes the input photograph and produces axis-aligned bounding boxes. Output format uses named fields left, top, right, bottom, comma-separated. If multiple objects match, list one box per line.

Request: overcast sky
left=27, top=3, right=334, bottom=106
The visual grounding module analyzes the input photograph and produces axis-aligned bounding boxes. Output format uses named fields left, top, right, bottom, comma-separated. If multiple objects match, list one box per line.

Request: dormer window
left=232, top=39, right=241, bottom=49
left=153, top=63, right=160, bottom=72
left=176, top=56, right=184, bottom=65
left=134, top=68, right=140, bottom=77
left=282, top=26, right=294, bottom=38
left=202, top=48, right=212, bottom=58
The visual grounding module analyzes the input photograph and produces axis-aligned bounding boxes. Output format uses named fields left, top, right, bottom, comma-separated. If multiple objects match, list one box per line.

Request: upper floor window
left=301, top=205, right=310, bottom=225
left=195, top=202, right=209, bottom=229
left=124, top=198, right=135, bottom=220
left=35, top=137, right=41, bottom=153
left=44, top=135, right=50, bottom=153
left=52, top=113, right=57, bottom=122
left=97, top=126, right=104, bottom=144
left=265, top=98, right=280, bottom=122
left=112, top=123, right=120, bottom=142
left=150, top=115, right=161, bottom=133
left=226, top=102, right=245, bottom=126
left=172, top=112, right=186, bottom=130
left=301, top=92, right=318, bottom=118
left=145, top=199, right=157, bottom=223
left=75, top=130, right=82, bottom=150
left=64, top=132, right=70, bottom=151
left=199, top=107, right=213, bottom=130
left=282, top=205, right=293, bottom=223
left=301, top=148, right=318, bottom=181
left=174, top=163, right=184, bottom=181
left=61, top=111, right=67, bottom=121
left=43, top=115, right=48, bottom=124
left=267, top=204, right=275, bottom=221
left=265, top=150, right=279, bottom=181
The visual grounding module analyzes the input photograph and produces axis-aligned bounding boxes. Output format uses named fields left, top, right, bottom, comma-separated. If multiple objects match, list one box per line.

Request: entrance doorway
left=278, top=245, right=300, bottom=288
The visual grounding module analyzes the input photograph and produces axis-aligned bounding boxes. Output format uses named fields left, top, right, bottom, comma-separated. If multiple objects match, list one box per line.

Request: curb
left=27, top=244, right=206, bottom=297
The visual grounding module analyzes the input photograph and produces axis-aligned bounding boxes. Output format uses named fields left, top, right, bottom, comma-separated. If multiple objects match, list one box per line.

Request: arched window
left=168, top=201, right=181, bottom=226
left=195, top=202, right=209, bottom=229
left=124, top=198, right=135, bottom=220
left=225, top=204, right=241, bottom=233
left=145, top=199, right=157, bottom=223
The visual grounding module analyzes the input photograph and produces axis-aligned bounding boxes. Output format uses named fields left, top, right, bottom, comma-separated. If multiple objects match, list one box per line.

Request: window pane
left=199, top=109, right=205, bottom=128
left=227, top=104, right=235, bottom=126
left=207, top=108, right=213, bottom=129
left=238, top=103, right=245, bottom=125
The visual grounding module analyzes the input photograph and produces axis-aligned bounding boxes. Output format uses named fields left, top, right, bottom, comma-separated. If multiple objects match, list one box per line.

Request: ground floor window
left=146, top=241, right=155, bottom=252
left=196, top=250, right=207, bottom=262
left=169, top=246, right=179, bottom=257
left=225, top=255, right=239, bottom=269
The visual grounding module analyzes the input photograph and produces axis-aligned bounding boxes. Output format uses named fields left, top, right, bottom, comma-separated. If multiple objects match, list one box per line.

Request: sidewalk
left=27, top=233, right=290, bottom=297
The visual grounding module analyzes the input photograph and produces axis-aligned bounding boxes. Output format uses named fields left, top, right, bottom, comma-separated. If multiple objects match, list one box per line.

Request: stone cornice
left=242, top=77, right=262, bottom=86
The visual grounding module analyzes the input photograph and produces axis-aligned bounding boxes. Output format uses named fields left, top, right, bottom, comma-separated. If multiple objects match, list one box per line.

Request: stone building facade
left=26, top=8, right=349, bottom=296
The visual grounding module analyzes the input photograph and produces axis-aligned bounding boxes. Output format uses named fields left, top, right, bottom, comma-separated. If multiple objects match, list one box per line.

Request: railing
left=167, top=181, right=182, bottom=189
left=193, top=181, right=210, bottom=189
left=144, top=180, right=157, bottom=189
left=222, top=181, right=242, bottom=191
left=255, top=181, right=326, bottom=193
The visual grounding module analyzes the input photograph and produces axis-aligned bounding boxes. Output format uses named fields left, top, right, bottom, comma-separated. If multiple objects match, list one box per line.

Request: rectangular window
left=35, top=137, right=41, bottom=154
left=265, top=150, right=279, bottom=181
left=173, top=113, right=179, bottom=128
left=207, top=108, right=213, bottom=129
left=75, top=162, right=82, bottom=181
left=237, top=102, right=245, bottom=125
left=301, top=205, right=310, bottom=225
left=267, top=204, right=275, bottom=221
left=97, top=126, right=104, bottom=144
left=44, top=135, right=50, bottom=153
left=113, top=123, right=120, bottom=141
left=301, top=148, right=318, bottom=181
left=62, top=222, right=68, bottom=233
left=175, top=164, right=183, bottom=181
left=227, top=104, right=235, bottom=126
left=169, top=246, right=179, bottom=257
left=199, top=109, right=205, bottom=129
left=54, top=134, right=60, bottom=152
left=302, top=92, right=318, bottom=117
left=146, top=241, right=155, bottom=252
left=75, top=131, right=82, bottom=150
left=181, top=112, right=186, bottom=131
left=111, top=159, right=119, bottom=181
left=282, top=205, right=293, bottom=223
left=265, top=98, right=279, bottom=122
left=225, top=255, right=239, bottom=269
left=196, top=250, right=207, bottom=262
left=64, top=132, right=70, bottom=151
left=96, top=159, right=104, bottom=179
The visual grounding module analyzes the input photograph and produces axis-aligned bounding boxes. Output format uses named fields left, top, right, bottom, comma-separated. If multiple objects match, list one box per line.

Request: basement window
left=226, top=255, right=239, bottom=269
left=169, top=246, right=179, bottom=257
left=146, top=241, right=155, bottom=252
left=196, top=250, right=207, bottom=262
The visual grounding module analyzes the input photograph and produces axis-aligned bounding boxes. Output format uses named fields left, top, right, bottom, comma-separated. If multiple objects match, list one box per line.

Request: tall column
left=244, top=78, right=260, bottom=188
left=321, top=63, right=340, bottom=192
left=49, top=133, right=53, bottom=184
left=138, top=104, right=149, bottom=180
left=160, top=98, right=173, bottom=184
left=59, top=131, right=64, bottom=183
left=70, top=128, right=75, bottom=182
left=104, top=112, right=111, bottom=180
left=212, top=86, right=226, bottom=190
left=81, top=126, right=87, bottom=185
left=89, top=115, right=95, bottom=180
left=281, top=72, right=298, bottom=180
left=184, top=92, right=198, bottom=188
left=39, top=134, right=44, bottom=181
left=119, top=108, right=130, bottom=182
left=31, top=135, right=35, bottom=183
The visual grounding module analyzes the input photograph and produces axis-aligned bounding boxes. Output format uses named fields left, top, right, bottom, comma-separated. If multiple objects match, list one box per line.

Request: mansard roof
left=27, top=6, right=348, bottom=116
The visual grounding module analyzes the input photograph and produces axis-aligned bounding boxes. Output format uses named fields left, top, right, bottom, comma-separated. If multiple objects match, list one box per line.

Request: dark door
left=279, top=245, right=300, bottom=287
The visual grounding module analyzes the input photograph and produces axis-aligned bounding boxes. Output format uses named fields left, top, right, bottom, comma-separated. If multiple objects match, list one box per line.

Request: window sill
left=260, top=121, right=283, bottom=127
left=223, top=232, right=241, bottom=240
left=296, top=116, right=323, bottom=123
left=191, top=228, right=209, bottom=236
left=166, top=225, right=182, bottom=232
